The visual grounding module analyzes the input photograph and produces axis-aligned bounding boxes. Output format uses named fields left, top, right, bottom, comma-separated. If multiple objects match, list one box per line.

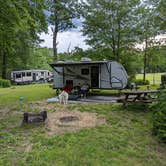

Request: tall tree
left=136, top=1, right=162, bottom=82
left=0, top=0, right=47, bottom=79
left=148, top=0, right=166, bottom=32
left=82, top=0, right=141, bottom=62
left=47, top=0, right=79, bottom=61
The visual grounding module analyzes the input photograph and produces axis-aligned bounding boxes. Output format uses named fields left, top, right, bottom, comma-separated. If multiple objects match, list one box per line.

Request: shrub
left=0, top=79, right=11, bottom=88
left=152, top=91, right=166, bottom=143
left=133, top=79, right=150, bottom=85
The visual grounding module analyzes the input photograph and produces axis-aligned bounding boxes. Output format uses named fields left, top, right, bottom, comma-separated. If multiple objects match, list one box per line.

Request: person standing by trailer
left=59, top=84, right=73, bottom=105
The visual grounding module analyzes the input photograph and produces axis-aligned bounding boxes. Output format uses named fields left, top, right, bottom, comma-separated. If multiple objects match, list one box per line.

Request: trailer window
left=16, top=73, right=21, bottom=78
left=22, top=72, right=25, bottom=77
left=81, top=68, right=89, bottom=75
left=27, top=72, right=31, bottom=76
left=41, top=72, right=44, bottom=76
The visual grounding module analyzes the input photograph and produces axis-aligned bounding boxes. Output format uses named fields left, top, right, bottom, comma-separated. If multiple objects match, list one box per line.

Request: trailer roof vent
left=80, top=57, right=92, bottom=62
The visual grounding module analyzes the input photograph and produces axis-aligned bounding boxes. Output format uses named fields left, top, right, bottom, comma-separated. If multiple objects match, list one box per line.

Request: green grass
left=0, top=104, right=166, bottom=165
left=0, top=73, right=164, bottom=107
left=0, top=84, right=166, bottom=165
left=136, top=73, right=165, bottom=85
left=0, top=84, right=55, bottom=107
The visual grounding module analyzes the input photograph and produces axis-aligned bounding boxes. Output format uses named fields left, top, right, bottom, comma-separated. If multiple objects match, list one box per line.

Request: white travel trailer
left=11, top=70, right=52, bottom=84
left=50, top=59, right=128, bottom=90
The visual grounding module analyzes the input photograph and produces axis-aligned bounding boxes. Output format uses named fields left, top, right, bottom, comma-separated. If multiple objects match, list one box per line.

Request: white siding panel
left=100, top=64, right=111, bottom=88
left=111, top=61, right=128, bottom=89
left=54, top=67, right=64, bottom=88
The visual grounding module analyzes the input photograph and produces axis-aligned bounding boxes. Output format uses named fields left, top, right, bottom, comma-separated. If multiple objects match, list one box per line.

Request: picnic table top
left=123, top=90, right=158, bottom=95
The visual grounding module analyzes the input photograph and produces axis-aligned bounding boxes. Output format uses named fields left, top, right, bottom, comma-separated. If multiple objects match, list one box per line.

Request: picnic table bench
left=118, top=90, right=158, bottom=106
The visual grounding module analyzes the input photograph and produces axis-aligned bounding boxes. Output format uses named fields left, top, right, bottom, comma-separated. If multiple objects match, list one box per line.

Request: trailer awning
left=50, top=61, right=109, bottom=67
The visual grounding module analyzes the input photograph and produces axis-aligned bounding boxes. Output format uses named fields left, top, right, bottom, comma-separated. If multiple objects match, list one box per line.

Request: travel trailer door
left=33, top=73, right=36, bottom=81
left=91, top=66, right=99, bottom=88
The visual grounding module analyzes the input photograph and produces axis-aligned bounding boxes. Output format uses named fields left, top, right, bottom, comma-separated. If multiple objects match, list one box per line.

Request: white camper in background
left=11, top=70, right=52, bottom=84
left=50, top=58, right=128, bottom=90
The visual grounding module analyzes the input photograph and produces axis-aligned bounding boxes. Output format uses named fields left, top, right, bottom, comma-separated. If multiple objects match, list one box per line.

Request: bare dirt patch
left=45, top=109, right=106, bottom=136
left=0, top=102, right=106, bottom=137
left=0, top=107, right=11, bottom=119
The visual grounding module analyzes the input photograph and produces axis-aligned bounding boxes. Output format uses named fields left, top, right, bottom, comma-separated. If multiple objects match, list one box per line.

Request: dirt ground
left=0, top=102, right=106, bottom=137
left=45, top=108, right=106, bottom=136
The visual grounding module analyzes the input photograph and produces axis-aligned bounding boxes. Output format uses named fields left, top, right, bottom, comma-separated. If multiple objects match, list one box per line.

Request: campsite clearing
left=136, top=73, right=165, bottom=85
left=0, top=84, right=166, bottom=166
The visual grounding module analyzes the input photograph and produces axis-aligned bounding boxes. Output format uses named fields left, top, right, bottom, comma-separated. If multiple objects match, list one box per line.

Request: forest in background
left=0, top=0, right=165, bottom=80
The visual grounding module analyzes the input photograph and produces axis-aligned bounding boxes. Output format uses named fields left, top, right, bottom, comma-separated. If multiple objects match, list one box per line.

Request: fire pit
left=23, top=111, right=47, bottom=124
left=45, top=110, right=106, bottom=136
left=59, top=116, right=79, bottom=123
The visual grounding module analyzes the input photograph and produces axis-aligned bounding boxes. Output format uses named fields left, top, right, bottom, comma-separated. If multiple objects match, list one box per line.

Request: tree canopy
left=0, top=0, right=165, bottom=80
left=0, top=0, right=47, bottom=78
left=82, top=0, right=142, bottom=62
left=46, top=0, right=80, bottom=61
left=81, top=0, right=165, bottom=80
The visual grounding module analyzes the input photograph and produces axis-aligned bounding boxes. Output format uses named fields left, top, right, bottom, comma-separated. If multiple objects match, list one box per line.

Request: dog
left=59, top=90, right=69, bottom=105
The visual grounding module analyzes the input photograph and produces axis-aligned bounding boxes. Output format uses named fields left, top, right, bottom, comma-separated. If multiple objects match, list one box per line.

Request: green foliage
left=133, top=79, right=150, bottom=85
left=0, top=79, right=11, bottom=88
left=136, top=73, right=165, bottom=85
left=80, top=0, right=165, bottom=80
left=152, top=91, right=166, bottom=143
left=0, top=0, right=47, bottom=78
left=58, top=46, right=142, bottom=78
left=135, top=2, right=163, bottom=82
left=24, top=47, right=53, bottom=70
left=47, top=0, right=79, bottom=32
left=82, top=0, right=142, bottom=61
left=146, top=45, right=166, bottom=73
left=47, top=0, right=79, bottom=60
left=120, top=49, right=143, bottom=79
left=153, top=0, right=166, bottom=32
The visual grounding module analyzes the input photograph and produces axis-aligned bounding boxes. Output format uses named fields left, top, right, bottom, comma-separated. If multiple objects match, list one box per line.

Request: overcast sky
left=40, top=23, right=166, bottom=53
left=40, top=26, right=90, bottom=53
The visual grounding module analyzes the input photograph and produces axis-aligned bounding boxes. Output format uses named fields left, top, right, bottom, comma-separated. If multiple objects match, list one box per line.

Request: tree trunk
left=111, top=34, right=116, bottom=60
left=53, top=29, right=58, bottom=62
left=143, top=39, right=148, bottom=82
left=143, top=51, right=146, bottom=82
left=53, top=0, right=58, bottom=62
left=116, top=21, right=121, bottom=62
left=2, top=53, right=7, bottom=79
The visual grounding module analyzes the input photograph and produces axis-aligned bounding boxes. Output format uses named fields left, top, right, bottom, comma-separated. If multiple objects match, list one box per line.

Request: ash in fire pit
left=59, top=116, right=79, bottom=123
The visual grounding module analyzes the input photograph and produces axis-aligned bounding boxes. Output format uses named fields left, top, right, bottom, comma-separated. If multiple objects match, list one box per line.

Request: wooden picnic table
left=119, top=90, right=158, bottom=106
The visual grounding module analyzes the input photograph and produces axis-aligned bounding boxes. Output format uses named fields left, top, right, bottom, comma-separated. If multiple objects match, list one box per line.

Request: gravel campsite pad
left=45, top=109, right=106, bottom=136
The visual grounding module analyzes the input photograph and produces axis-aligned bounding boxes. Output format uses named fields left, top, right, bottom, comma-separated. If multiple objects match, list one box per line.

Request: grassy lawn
left=0, top=84, right=55, bottom=107
left=136, top=73, right=165, bottom=85
left=0, top=84, right=166, bottom=165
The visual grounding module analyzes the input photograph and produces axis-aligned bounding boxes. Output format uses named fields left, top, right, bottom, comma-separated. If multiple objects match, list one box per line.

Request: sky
left=135, top=34, right=166, bottom=50
left=40, top=26, right=90, bottom=53
left=40, top=26, right=166, bottom=53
